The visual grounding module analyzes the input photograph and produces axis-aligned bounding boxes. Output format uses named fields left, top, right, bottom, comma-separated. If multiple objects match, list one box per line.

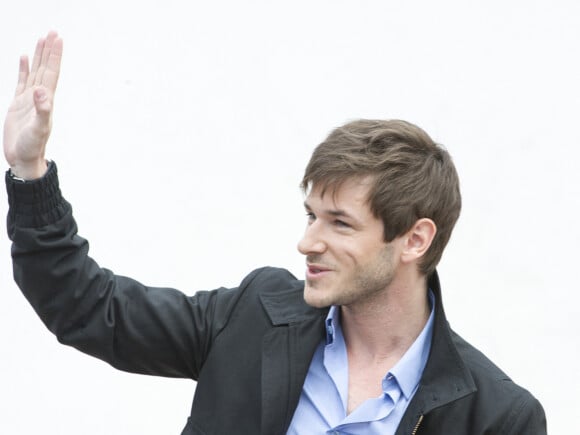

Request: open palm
left=3, top=31, right=62, bottom=179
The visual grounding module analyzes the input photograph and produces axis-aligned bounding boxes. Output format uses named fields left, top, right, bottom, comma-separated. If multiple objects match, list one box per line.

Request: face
left=297, top=177, right=400, bottom=308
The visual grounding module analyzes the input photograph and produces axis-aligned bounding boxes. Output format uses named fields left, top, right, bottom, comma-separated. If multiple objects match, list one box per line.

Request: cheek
left=329, top=243, right=358, bottom=267
left=341, top=240, right=376, bottom=264
left=348, top=243, right=393, bottom=271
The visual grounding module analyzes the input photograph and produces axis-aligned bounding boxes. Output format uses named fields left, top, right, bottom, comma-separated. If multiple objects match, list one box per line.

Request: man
left=4, top=32, right=546, bottom=434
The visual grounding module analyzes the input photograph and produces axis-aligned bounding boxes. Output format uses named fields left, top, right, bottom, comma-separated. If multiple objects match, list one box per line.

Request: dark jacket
left=6, top=163, right=546, bottom=434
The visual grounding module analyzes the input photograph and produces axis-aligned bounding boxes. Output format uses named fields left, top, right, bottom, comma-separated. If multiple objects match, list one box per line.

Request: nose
left=297, top=222, right=327, bottom=256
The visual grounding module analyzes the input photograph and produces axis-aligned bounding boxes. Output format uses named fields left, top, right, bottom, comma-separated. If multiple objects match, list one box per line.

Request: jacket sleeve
left=5, top=162, right=244, bottom=380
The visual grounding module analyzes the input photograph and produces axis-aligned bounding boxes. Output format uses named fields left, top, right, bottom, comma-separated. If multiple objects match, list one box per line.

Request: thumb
left=33, top=88, right=52, bottom=119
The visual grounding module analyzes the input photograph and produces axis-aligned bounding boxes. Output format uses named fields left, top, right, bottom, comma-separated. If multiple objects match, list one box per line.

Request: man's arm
left=6, top=163, right=223, bottom=378
left=3, top=33, right=238, bottom=379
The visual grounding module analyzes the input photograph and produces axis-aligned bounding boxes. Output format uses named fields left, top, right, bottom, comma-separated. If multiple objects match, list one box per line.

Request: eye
left=334, top=219, right=350, bottom=228
left=305, top=212, right=316, bottom=223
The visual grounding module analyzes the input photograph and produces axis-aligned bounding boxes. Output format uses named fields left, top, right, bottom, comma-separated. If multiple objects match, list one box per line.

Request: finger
left=41, top=36, right=63, bottom=92
left=15, top=55, right=30, bottom=96
left=41, top=31, right=58, bottom=69
left=27, top=37, right=45, bottom=87
left=33, top=88, right=52, bottom=122
left=35, top=32, right=57, bottom=86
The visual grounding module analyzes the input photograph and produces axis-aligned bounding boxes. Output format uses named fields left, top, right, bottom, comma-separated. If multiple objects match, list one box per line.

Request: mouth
left=306, top=263, right=332, bottom=279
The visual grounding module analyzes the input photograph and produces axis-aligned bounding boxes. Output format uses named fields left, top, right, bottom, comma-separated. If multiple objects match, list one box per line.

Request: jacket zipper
left=410, top=415, right=424, bottom=435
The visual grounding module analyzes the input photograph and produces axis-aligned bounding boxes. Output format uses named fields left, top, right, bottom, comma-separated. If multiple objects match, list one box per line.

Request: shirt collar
left=325, top=305, right=340, bottom=345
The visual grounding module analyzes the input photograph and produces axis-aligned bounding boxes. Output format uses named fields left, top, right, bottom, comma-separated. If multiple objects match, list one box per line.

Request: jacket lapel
left=259, top=286, right=327, bottom=435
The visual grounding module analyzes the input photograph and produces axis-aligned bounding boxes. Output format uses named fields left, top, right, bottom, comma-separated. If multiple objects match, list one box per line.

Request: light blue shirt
left=287, top=292, right=435, bottom=435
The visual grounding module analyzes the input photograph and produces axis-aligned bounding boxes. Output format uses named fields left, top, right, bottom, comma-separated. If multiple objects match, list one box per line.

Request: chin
left=303, top=285, right=333, bottom=308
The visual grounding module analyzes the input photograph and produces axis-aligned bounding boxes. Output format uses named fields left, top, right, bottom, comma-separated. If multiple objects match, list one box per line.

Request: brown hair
left=301, top=119, right=461, bottom=276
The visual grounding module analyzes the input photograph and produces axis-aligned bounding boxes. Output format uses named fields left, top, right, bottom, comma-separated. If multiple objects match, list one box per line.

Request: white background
left=1, top=1, right=578, bottom=433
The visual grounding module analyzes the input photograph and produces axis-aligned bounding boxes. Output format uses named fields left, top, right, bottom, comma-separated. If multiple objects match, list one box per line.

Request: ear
left=400, top=218, right=437, bottom=265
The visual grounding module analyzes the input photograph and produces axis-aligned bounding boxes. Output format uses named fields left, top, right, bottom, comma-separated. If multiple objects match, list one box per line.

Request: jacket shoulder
left=240, top=266, right=302, bottom=293
left=450, top=331, right=547, bottom=434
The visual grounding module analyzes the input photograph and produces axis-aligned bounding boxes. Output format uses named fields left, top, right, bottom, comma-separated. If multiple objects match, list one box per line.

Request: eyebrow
left=303, top=201, right=356, bottom=220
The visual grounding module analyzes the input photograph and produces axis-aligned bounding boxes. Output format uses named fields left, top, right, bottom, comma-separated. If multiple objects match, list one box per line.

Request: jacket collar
left=421, top=271, right=477, bottom=409
left=259, top=282, right=328, bottom=325
left=396, top=271, right=478, bottom=433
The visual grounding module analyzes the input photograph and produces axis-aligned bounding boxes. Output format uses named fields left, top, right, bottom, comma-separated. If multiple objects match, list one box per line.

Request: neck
left=340, top=270, right=430, bottom=364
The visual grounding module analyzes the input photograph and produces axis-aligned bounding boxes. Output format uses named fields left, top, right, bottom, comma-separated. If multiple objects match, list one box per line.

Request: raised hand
left=3, top=31, right=63, bottom=180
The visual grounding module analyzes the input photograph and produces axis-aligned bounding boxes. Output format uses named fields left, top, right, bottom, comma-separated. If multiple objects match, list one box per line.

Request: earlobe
left=401, top=218, right=437, bottom=263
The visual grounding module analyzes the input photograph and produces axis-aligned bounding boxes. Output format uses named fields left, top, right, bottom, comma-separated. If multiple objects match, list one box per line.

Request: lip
left=306, top=263, right=332, bottom=280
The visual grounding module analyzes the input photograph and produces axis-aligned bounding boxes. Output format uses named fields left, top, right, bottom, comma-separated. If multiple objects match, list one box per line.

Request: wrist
left=10, top=159, right=49, bottom=181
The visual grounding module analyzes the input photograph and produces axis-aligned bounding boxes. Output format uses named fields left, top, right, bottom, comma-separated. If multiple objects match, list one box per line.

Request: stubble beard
left=304, top=244, right=396, bottom=309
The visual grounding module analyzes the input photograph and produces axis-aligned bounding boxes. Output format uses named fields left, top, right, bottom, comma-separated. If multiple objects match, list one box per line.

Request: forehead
left=306, top=177, right=373, bottom=210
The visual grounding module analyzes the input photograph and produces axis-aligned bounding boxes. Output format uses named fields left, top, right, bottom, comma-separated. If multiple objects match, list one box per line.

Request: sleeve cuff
left=5, top=161, right=71, bottom=228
